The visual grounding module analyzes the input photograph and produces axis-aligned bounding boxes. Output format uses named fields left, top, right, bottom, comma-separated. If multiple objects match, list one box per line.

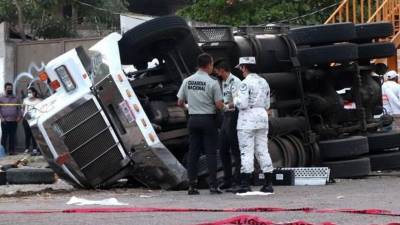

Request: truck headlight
left=55, top=65, right=76, bottom=92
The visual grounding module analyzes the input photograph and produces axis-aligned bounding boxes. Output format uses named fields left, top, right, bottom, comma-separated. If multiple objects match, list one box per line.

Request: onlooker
left=382, top=70, right=400, bottom=130
left=0, top=83, right=22, bottom=155
left=22, top=87, right=42, bottom=155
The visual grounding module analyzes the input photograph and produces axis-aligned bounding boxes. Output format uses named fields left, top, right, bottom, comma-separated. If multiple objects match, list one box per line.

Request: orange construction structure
left=325, top=0, right=400, bottom=71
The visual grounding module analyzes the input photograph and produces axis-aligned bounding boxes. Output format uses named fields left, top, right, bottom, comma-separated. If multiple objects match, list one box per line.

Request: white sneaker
left=24, top=149, right=30, bottom=154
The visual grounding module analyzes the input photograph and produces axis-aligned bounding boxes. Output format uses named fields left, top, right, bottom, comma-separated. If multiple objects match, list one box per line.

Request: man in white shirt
left=382, top=70, right=400, bottom=130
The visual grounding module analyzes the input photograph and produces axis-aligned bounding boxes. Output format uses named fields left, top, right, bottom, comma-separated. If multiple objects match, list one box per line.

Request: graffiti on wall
left=13, top=62, right=51, bottom=98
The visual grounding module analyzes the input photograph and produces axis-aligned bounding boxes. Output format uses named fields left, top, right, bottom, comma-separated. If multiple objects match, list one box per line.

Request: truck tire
left=370, top=151, right=400, bottom=171
left=0, top=171, right=6, bottom=185
left=148, top=101, right=169, bottom=124
left=286, top=135, right=307, bottom=166
left=322, top=157, right=371, bottom=178
left=367, top=131, right=400, bottom=153
left=358, top=42, right=396, bottom=60
left=1, top=164, right=17, bottom=171
left=298, top=43, right=358, bottom=66
left=119, top=16, right=192, bottom=65
left=354, top=22, right=393, bottom=41
left=273, top=137, right=292, bottom=167
left=319, top=136, right=369, bottom=161
left=269, top=139, right=285, bottom=168
left=280, top=137, right=299, bottom=167
left=289, top=23, right=355, bottom=46
left=6, top=168, right=56, bottom=184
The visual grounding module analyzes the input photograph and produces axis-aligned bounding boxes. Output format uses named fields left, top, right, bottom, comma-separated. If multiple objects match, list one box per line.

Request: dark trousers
left=1, top=121, right=17, bottom=155
left=187, top=114, right=218, bottom=187
left=219, top=111, right=241, bottom=184
left=23, top=119, right=37, bottom=149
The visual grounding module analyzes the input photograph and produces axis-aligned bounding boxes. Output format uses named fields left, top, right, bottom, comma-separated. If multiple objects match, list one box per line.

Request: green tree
left=0, top=0, right=127, bottom=39
left=177, top=0, right=338, bottom=26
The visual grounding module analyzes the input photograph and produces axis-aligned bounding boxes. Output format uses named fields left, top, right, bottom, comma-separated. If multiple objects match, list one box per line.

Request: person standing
left=233, top=57, right=274, bottom=193
left=214, top=60, right=242, bottom=191
left=0, top=83, right=22, bottom=155
left=382, top=70, right=400, bottom=130
left=22, top=87, right=42, bottom=155
left=177, top=53, right=224, bottom=195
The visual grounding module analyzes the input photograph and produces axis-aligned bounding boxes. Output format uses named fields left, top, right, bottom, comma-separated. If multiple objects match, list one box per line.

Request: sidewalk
left=0, top=154, right=74, bottom=197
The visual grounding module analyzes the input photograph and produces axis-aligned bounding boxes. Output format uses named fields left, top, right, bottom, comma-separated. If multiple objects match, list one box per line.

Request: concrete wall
left=14, top=37, right=101, bottom=75
left=0, top=25, right=106, bottom=152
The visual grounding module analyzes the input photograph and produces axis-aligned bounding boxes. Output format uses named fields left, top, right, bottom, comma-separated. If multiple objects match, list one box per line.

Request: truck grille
left=53, top=99, right=123, bottom=185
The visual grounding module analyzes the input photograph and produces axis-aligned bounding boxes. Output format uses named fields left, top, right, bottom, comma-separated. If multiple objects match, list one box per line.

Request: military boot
left=188, top=181, right=200, bottom=195
left=209, top=185, right=223, bottom=194
left=260, top=172, right=274, bottom=193
left=236, top=173, right=252, bottom=193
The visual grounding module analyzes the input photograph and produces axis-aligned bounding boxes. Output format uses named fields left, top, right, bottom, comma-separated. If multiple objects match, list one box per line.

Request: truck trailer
left=26, top=16, right=399, bottom=189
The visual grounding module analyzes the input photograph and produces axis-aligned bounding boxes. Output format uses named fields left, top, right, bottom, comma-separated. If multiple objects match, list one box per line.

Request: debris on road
left=66, top=196, right=128, bottom=206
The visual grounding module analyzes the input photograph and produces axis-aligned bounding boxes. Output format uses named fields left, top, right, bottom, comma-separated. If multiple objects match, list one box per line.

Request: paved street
left=0, top=173, right=399, bottom=225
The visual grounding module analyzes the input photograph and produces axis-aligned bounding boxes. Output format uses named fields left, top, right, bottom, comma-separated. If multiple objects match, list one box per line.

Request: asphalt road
left=0, top=173, right=400, bottom=225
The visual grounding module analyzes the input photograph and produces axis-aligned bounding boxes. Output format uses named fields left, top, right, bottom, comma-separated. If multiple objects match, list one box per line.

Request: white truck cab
left=29, top=33, right=187, bottom=189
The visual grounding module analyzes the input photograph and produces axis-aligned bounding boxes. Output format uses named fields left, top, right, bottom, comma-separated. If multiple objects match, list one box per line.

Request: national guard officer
left=177, top=53, right=224, bottom=195
left=233, top=56, right=274, bottom=193
left=214, top=60, right=242, bottom=191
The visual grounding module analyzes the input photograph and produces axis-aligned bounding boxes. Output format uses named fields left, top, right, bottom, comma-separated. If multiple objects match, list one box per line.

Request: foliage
left=177, top=0, right=339, bottom=26
left=33, top=17, right=76, bottom=39
left=77, top=0, right=128, bottom=27
left=0, top=0, right=128, bottom=39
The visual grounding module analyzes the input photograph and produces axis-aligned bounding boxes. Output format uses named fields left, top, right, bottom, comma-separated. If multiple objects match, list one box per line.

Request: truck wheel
left=148, top=101, right=169, bottom=124
left=269, top=139, right=285, bottom=168
left=0, top=171, right=6, bottom=185
left=370, top=151, right=400, bottom=171
left=280, top=137, right=299, bottom=167
left=273, top=137, right=292, bottom=167
left=1, top=164, right=17, bottom=171
left=322, top=157, right=371, bottom=178
left=298, top=43, right=358, bottom=66
left=354, top=22, right=393, bottom=41
left=358, top=42, right=396, bottom=60
left=176, top=35, right=203, bottom=73
left=286, top=135, right=307, bottom=166
left=289, top=23, right=355, bottom=46
left=319, top=136, right=369, bottom=161
left=367, top=131, right=400, bottom=153
left=119, top=16, right=192, bottom=65
left=6, top=168, right=56, bottom=184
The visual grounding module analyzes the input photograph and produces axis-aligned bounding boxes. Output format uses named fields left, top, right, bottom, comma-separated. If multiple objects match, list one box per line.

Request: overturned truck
left=28, top=16, right=398, bottom=189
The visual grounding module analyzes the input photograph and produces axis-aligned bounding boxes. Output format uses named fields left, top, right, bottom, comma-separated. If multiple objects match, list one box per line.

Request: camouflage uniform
left=234, top=73, right=273, bottom=174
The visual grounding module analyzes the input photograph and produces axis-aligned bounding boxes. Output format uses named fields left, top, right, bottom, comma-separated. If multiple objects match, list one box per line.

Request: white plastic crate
left=279, top=167, right=330, bottom=185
